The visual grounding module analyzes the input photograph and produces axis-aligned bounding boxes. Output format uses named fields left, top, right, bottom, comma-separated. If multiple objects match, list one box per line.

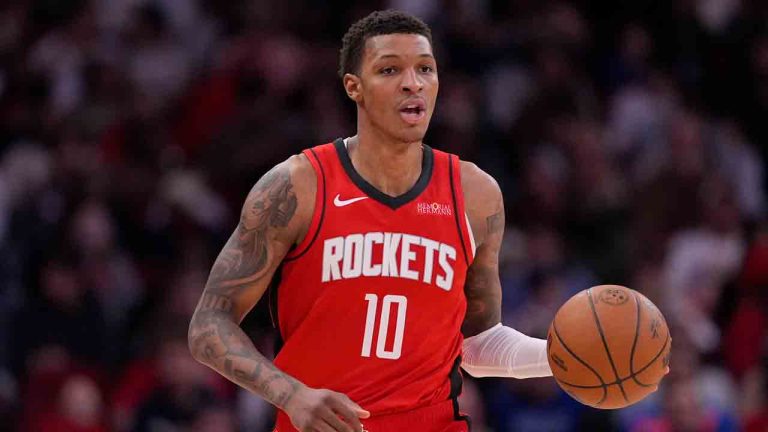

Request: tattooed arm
left=189, top=155, right=369, bottom=431
left=460, top=161, right=505, bottom=337
left=459, top=162, right=551, bottom=378
left=188, top=156, right=307, bottom=404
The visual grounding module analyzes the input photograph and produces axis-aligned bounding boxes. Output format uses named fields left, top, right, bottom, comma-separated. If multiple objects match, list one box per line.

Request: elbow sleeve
left=461, top=323, right=553, bottom=379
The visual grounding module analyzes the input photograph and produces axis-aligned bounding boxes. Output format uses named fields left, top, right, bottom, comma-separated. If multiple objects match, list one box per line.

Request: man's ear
left=343, top=73, right=363, bottom=103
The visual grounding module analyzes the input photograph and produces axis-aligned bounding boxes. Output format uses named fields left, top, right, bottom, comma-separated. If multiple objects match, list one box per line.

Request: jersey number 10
left=361, top=294, right=407, bottom=360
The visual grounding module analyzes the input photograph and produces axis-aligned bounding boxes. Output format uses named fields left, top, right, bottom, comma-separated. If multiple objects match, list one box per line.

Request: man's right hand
left=284, top=386, right=371, bottom=432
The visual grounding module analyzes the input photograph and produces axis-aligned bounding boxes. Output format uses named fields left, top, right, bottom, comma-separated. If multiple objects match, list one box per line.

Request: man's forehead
left=363, top=33, right=434, bottom=61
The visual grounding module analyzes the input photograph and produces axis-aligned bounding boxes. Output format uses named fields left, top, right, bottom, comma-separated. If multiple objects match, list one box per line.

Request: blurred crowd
left=0, top=0, right=767, bottom=431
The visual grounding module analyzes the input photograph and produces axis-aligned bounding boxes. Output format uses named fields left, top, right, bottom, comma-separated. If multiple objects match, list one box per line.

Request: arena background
left=0, top=0, right=767, bottom=431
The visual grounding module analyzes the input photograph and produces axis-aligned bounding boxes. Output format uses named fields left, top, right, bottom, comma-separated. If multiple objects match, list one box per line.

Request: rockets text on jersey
left=321, top=232, right=456, bottom=290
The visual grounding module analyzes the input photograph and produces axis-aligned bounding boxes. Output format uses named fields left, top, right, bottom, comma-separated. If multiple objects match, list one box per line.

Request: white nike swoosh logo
left=334, top=194, right=369, bottom=207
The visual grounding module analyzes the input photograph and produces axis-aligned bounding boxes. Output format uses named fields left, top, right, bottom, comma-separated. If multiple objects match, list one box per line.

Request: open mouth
left=399, top=101, right=426, bottom=124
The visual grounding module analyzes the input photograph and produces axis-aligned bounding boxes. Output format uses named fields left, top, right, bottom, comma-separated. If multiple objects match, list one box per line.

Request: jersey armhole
left=449, top=155, right=475, bottom=264
left=285, top=148, right=325, bottom=261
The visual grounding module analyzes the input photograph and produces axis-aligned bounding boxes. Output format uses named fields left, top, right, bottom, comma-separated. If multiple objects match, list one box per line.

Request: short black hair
left=338, top=10, right=432, bottom=78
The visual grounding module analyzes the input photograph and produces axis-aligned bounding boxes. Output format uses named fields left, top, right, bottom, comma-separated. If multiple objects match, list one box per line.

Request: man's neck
left=347, top=130, right=423, bottom=198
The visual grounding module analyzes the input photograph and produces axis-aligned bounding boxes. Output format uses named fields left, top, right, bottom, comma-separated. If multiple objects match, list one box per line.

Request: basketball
left=546, top=285, right=671, bottom=409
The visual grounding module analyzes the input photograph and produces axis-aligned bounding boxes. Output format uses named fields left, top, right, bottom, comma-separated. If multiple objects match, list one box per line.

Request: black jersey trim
left=268, top=264, right=284, bottom=355
left=448, top=155, right=470, bottom=266
left=449, top=354, right=472, bottom=428
left=284, top=148, right=326, bottom=262
left=333, top=138, right=434, bottom=210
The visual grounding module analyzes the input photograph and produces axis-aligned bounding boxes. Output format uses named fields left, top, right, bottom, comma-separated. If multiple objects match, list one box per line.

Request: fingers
left=297, top=415, right=339, bottom=432
left=321, top=409, right=355, bottom=432
left=341, top=395, right=370, bottom=419
left=311, top=420, right=337, bottom=432
left=328, top=396, right=364, bottom=431
left=294, top=390, right=370, bottom=432
left=355, top=406, right=370, bottom=419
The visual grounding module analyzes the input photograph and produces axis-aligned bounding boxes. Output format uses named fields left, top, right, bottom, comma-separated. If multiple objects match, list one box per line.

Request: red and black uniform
left=272, top=139, right=475, bottom=431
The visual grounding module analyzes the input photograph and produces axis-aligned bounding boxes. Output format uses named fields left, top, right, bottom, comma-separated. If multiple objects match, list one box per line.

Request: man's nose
left=401, top=68, right=424, bottom=93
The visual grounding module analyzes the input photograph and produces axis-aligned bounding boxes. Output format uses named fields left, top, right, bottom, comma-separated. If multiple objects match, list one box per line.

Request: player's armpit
left=188, top=155, right=314, bottom=409
left=460, top=162, right=504, bottom=338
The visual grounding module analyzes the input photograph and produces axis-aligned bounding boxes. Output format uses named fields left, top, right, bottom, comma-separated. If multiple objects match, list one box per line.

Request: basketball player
left=188, top=10, right=552, bottom=432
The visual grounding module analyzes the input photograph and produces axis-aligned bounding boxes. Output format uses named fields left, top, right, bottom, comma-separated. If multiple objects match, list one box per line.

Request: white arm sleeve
left=461, top=323, right=553, bottom=379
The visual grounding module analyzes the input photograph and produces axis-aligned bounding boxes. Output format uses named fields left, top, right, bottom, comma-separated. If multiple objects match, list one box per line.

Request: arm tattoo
left=462, top=263, right=502, bottom=336
left=462, top=206, right=504, bottom=336
left=189, top=163, right=301, bottom=408
left=486, top=210, right=503, bottom=235
left=200, top=293, right=233, bottom=312
left=190, top=309, right=300, bottom=407
left=209, top=166, right=297, bottom=292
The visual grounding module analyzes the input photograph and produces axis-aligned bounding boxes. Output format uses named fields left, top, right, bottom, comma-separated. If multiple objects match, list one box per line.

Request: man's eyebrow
left=375, top=53, right=435, bottom=60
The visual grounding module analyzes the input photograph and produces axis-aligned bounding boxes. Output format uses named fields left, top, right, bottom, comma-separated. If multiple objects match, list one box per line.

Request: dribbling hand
left=285, top=386, right=371, bottom=432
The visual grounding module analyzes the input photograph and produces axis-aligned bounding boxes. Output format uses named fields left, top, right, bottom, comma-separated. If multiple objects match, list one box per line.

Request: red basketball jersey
left=272, top=139, right=475, bottom=423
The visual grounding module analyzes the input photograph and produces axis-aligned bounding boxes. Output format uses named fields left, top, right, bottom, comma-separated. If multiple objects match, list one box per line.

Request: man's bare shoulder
left=287, top=152, right=314, bottom=177
left=285, top=153, right=317, bottom=244
left=460, top=160, right=503, bottom=248
left=460, top=161, right=501, bottom=201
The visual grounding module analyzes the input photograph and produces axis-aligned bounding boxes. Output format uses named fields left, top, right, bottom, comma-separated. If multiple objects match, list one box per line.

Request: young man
left=188, top=10, right=552, bottom=432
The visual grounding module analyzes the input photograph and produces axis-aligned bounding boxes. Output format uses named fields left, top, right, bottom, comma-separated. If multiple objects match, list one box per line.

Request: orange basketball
left=546, top=285, right=671, bottom=409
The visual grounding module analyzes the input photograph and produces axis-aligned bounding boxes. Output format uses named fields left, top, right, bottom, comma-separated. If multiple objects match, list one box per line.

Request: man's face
left=352, top=33, right=438, bottom=143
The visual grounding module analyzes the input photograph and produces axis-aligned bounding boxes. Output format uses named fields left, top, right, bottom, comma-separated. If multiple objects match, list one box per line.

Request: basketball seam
left=629, top=292, right=671, bottom=387
left=552, top=321, right=608, bottom=406
left=629, top=290, right=646, bottom=387
left=554, top=335, right=670, bottom=389
left=586, top=289, right=629, bottom=403
left=631, top=334, right=670, bottom=386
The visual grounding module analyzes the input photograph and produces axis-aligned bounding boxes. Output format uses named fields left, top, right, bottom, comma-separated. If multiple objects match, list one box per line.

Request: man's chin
left=396, top=126, right=429, bottom=143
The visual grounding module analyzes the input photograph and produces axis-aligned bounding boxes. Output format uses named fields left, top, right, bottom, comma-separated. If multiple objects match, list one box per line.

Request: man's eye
left=381, top=67, right=396, bottom=75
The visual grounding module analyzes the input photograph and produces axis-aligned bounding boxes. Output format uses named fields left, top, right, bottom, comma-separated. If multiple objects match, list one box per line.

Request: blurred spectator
left=236, top=389, right=275, bottom=432
left=501, top=226, right=595, bottom=337
left=70, top=200, right=144, bottom=353
left=111, top=318, right=230, bottom=432
left=10, top=257, right=108, bottom=377
left=621, top=332, right=740, bottom=432
left=627, top=373, right=740, bottom=432
left=17, top=346, right=106, bottom=432
left=742, top=357, right=768, bottom=432
left=0, top=366, right=15, bottom=427
left=32, top=374, right=108, bottom=432
left=662, top=177, right=745, bottom=353
left=131, top=331, right=222, bottom=432
left=27, top=2, right=95, bottom=121
left=605, top=23, right=654, bottom=90
left=483, top=377, right=615, bottom=432
left=722, top=223, right=768, bottom=380
left=561, top=119, right=630, bottom=279
left=124, top=3, right=191, bottom=112
left=189, top=404, right=238, bottom=432
left=709, top=120, right=765, bottom=222
left=632, top=108, right=709, bottom=261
